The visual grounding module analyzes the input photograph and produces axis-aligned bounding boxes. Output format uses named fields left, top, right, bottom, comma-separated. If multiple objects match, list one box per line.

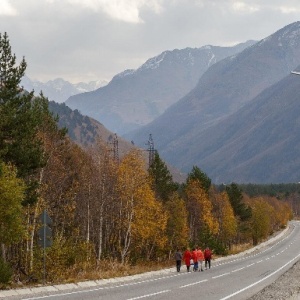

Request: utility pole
left=108, top=133, right=119, bottom=163
left=145, top=134, right=155, bottom=168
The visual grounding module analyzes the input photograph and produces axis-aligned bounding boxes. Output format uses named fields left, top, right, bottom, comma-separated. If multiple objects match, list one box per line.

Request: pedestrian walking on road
left=204, top=247, right=212, bottom=269
left=183, top=248, right=192, bottom=272
left=197, top=247, right=204, bottom=271
left=192, top=248, right=198, bottom=271
left=175, top=249, right=183, bottom=272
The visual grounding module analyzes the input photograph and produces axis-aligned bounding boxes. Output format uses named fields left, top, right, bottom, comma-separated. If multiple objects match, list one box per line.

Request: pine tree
left=148, top=152, right=178, bottom=202
left=225, top=183, right=252, bottom=221
left=0, top=32, right=51, bottom=205
left=186, top=165, right=211, bottom=193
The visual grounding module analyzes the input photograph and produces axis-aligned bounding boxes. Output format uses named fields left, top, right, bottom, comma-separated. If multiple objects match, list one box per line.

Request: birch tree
left=250, top=198, right=273, bottom=245
left=165, top=192, right=189, bottom=257
left=131, top=182, right=168, bottom=260
left=88, top=140, right=118, bottom=260
left=185, top=179, right=218, bottom=245
left=211, top=190, right=237, bottom=249
left=116, top=149, right=166, bottom=263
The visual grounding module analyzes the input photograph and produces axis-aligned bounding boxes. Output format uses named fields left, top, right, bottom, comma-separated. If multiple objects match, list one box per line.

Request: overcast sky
left=1, top=0, right=299, bottom=84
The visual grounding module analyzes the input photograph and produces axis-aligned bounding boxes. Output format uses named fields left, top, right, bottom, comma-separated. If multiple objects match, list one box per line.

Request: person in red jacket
left=197, top=247, right=204, bottom=271
left=191, top=248, right=198, bottom=271
left=204, top=247, right=212, bottom=269
left=183, top=248, right=192, bottom=272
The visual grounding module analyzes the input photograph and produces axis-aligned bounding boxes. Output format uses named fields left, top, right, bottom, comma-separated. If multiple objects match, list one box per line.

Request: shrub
left=0, top=258, right=13, bottom=285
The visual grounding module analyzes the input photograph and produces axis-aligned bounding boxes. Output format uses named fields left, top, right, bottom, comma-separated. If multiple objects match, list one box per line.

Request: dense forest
left=0, top=32, right=294, bottom=287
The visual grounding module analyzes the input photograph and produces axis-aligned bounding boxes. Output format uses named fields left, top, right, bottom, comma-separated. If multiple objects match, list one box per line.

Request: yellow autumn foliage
left=186, top=179, right=218, bottom=240
left=116, top=149, right=167, bottom=261
left=250, top=197, right=274, bottom=245
left=165, top=192, right=189, bottom=251
left=212, top=191, right=237, bottom=245
left=131, top=183, right=168, bottom=253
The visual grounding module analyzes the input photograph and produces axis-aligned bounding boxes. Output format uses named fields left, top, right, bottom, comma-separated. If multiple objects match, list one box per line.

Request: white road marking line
left=212, top=272, right=230, bottom=279
left=231, top=267, right=245, bottom=273
left=179, top=279, right=208, bottom=288
left=127, top=290, right=170, bottom=300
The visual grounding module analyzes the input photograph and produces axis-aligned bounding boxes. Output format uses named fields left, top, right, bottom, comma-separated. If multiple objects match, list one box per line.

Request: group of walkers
left=175, top=247, right=212, bottom=272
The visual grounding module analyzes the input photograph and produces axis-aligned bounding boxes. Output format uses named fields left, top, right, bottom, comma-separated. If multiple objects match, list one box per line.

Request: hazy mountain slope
left=65, top=41, right=255, bottom=135
left=127, top=22, right=300, bottom=178
left=177, top=72, right=300, bottom=183
left=48, top=101, right=133, bottom=155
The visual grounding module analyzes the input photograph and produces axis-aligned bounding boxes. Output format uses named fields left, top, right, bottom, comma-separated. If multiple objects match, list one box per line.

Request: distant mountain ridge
left=65, top=41, right=256, bottom=135
left=127, top=21, right=300, bottom=183
left=21, top=76, right=108, bottom=103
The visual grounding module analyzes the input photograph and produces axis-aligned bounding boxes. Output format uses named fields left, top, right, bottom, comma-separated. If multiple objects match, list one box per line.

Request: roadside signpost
left=38, top=210, right=53, bottom=284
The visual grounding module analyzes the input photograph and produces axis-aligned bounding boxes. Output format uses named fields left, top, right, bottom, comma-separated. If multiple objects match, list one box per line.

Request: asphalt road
left=4, top=220, right=300, bottom=300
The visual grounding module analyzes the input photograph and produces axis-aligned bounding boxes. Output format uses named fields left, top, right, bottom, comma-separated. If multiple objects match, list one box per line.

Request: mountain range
left=127, top=21, right=300, bottom=183
left=21, top=76, right=107, bottom=103
left=33, top=21, right=300, bottom=184
left=65, top=41, right=255, bottom=135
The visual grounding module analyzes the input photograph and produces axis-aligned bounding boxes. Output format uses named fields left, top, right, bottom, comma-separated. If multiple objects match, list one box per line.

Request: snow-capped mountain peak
left=20, top=76, right=108, bottom=103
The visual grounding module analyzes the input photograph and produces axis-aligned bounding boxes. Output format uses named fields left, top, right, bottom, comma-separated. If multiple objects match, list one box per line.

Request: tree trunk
left=97, top=207, right=103, bottom=260
left=1, top=243, right=6, bottom=261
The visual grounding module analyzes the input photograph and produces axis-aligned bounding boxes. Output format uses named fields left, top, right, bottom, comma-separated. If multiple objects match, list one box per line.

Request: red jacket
left=197, top=249, right=204, bottom=261
left=204, top=248, right=212, bottom=259
left=192, top=250, right=198, bottom=262
left=183, top=250, right=192, bottom=266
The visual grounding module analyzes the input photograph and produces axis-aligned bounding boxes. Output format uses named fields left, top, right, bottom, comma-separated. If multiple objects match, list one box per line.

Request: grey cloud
left=0, top=0, right=299, bottom=83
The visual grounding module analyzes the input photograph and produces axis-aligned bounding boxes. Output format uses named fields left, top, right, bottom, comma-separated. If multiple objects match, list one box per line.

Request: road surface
left=3, top=220, right=300, bottom=300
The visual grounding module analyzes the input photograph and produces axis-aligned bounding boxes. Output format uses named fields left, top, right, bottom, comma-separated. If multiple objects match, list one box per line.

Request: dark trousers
left=176, top=260, right=181, bottom=272
left=205, top=259, right=211, bottom=269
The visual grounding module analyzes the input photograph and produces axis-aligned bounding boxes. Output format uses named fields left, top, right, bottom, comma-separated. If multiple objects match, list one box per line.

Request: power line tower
left=145, top=133, right=155, bottom=168
left=108, top=133, right=119, bottom=163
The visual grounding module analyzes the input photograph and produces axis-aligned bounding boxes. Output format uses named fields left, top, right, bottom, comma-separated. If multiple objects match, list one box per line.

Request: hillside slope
left=66, top=41, right=255, bottom=135
left=48, top=101, right=134, bottom=156
left=127, top=22, right=300, bottom=183
left=182, top=72, right=300, bottom=183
